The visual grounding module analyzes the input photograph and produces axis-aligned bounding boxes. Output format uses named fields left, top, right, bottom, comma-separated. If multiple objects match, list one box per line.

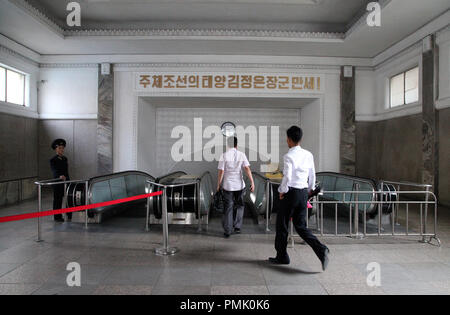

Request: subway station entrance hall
left=0, top=0, right=449, bottom=298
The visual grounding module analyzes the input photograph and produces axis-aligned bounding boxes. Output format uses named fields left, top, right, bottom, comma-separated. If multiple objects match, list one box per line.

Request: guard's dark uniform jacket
left=50, top=155, right=71, bottom=220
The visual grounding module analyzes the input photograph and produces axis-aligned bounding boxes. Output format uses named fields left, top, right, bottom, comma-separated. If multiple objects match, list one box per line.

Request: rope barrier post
left=36, top=184, right=43, bottom=243
left=197, top=180, right=202, bottom=233
left=155, top=186, right=178, bottom=256
left=145, top=181, right=150, bottom=232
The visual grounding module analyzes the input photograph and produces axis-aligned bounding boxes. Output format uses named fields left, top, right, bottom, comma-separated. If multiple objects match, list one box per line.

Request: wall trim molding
left=436, top=24, right=450, bottom=45
left=65, top=29, right=345, bottom=43
left=436, top=97, right=450, bottom=110
left=113, top=63, right=343, bottom=71
left=356, top=104, right=422, bottom=122
left=39, top=63, right=99, bottom=69
left=374, top=42, right=422, bottom=72
left=0, top=103, right=39, bottom=119
left=0, top=44, right=39, bottom=68
left=38, top=113, right=98, bottom=120
left=41, top=54, right=372, bottom=67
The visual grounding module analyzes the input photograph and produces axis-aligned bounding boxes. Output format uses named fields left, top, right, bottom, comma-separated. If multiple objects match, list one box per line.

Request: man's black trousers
left=275, top=187, right=326, bottom=260
left=53, top=184, right=71, bottom=220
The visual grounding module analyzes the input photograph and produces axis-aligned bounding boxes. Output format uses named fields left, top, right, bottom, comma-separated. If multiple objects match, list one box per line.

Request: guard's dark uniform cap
left=51, top=139, right=66, bottom=150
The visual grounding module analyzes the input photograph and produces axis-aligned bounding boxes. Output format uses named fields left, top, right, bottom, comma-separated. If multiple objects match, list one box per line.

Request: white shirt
left=278, top=146, right=316, bottom=194
left=218, top=148, right=250, bottom=191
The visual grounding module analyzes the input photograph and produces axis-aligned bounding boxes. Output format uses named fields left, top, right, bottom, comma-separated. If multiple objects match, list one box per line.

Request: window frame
left=389, top=66, right=419, bottom=108
left=0, top=65, right=27, bottom=107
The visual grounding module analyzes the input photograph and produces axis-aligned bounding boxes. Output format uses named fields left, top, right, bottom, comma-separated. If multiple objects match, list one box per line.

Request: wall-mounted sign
left=135, top=72, right=324, bottom=94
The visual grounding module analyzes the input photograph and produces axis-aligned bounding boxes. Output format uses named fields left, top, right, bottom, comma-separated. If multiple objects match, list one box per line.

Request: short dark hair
left=226, top=136, right=238, bottom=148
left=286, top=126, right=303, bottom=143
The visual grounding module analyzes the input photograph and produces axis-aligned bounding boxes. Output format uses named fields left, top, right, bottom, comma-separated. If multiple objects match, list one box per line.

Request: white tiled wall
left=154, top=107, right=301, bottom=178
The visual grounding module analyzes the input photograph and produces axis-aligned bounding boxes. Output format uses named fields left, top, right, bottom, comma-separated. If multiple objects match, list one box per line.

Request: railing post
left=265, top=181, right=270, bottom=232
left=63, top=183, right=67, bottom=221
left=155, top=186, right=178, bottom=256
left=288, top=219, right=294, bottom=248
left=378, top=181, right=383, bottom=236
left=421, top=186, right=430, bottom=243
left=316, top=195, right=320, bottom=231
left=395, top=185, right=400, bottom=226
left=36, top=184, right=43, bottom=242
left=84, top=180, right=89, bottom=229
left=353, top=184, right=363, bottom=239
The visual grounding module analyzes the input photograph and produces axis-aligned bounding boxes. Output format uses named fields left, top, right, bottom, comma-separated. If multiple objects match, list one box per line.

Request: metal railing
left=379, top=180, right=433, bottom=243
left=250, top=172, right=321, bottom=233
left=145, top=172, right=213, bottom=255
left=34, top=178, right=89, bottom=242
left=288, top=188, right=440, bottom=247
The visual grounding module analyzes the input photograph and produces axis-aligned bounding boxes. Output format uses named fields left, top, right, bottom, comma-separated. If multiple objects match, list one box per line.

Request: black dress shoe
left=234, top=228, right=241, bottom=234
left=54, top=217, right=64, bottom=223
left=224, top=233, right=230, bottom=239
left=320, top=248, right=330, bottom=271
left=268, top=257, right=290, bottom=265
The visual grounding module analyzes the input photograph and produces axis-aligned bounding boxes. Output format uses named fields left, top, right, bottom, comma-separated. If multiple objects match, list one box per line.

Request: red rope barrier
left=0, top=191, right=163, bottom=223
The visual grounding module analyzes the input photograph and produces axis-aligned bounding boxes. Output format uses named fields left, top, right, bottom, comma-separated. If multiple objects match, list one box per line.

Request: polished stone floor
left=0, top=196, right=449, bottom=295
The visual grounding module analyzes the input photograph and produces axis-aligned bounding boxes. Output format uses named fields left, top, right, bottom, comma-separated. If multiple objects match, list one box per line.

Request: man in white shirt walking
left=217, top=137, right=255, bottom=238
left=270, top=126, right=329, bottom=271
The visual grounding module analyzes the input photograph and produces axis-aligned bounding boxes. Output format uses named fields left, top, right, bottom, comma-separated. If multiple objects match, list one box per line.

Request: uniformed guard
left=50, top=139, right=71, bottom=222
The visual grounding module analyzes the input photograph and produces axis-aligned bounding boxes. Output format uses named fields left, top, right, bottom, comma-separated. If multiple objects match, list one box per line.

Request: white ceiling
left=28, top=0, right=364, bottom=27
left=0, top=0, right=449, bottom=58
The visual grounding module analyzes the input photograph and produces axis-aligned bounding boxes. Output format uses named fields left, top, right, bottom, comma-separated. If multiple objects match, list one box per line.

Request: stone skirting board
left=0, top=177, right=38, bottom=208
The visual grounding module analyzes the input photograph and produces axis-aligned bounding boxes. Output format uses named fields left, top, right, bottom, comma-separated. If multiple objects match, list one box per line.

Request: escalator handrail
left=146, top=180, right=200, bottom=189
left=89, top=170, right=155, bottom=185
left=379, top=180, right=432, bottom=189
left=252, top=172, right=270, bottom=182
left=317, top=171, right=377, bottom=198
left=156, top=171, right=188, bottom=183
left=251, top=171, right=284, bottom=186
left=317, top=172, right=377, bottom=187
left=88, top=170, right=156, bottom=205
left=34, top=178, right=87, bottom=186
left=198, top=171, right=211, bottom=180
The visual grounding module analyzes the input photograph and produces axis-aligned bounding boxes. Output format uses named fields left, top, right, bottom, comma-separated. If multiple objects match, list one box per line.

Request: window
left=0, top=65, right=26, bottom=106
left=390, top=67, right=419, bottom=107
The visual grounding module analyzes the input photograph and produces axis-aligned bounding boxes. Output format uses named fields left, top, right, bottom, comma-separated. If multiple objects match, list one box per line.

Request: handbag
left=213, top=189, right=225, bottom=214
